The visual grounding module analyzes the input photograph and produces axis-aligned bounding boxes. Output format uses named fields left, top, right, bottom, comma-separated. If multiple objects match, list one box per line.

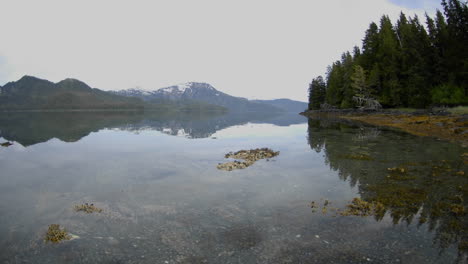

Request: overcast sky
left=0, top=0, right=442, bottom=102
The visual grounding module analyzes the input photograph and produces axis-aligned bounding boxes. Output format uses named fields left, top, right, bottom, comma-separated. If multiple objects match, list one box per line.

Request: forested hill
left=0, top=76, right=144, bottom=110
left=308, top=0, right=467, bottom=110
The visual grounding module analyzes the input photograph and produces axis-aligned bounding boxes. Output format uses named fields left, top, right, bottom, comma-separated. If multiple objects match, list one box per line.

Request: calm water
left=0, top=112, right=466, bottom=264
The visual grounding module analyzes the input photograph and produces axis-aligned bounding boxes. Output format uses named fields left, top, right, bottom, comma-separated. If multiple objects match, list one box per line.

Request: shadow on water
left=0, top=111, right=307, bottom=146
left=306, top=117, right=468, bottom=261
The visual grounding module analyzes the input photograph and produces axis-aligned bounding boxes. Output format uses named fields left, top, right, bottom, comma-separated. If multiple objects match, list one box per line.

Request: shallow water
left=0, top=112, right=466, bottom=263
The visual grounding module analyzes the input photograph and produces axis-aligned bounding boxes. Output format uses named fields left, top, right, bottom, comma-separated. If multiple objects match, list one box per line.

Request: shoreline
left=301, top=109, right=468, bottom=147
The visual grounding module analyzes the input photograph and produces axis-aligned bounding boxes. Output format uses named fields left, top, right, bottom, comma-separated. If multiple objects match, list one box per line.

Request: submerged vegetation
left=343, top=113, right=468, bottom=147
left=217, top=148, right=279, bottom=171
left=307, top=118, right=468, bottom=258
left=44, top=224, right=71, bottom=243
left=74, top=203, right=103, bottom=213
left=312, top=198, right=386, bottom=217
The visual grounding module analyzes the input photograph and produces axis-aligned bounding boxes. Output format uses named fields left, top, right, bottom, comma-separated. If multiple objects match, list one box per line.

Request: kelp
left=74, top=203, right=103, bottom=213
left=217, top=148, right=279, bottom=171
left=44, top=224, right=71, bottom=243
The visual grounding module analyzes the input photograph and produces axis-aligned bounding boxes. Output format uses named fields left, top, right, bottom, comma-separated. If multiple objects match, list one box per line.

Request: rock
left=107, top=236, right=119, bottom=245
left=217, top=148, right=279, bottom=171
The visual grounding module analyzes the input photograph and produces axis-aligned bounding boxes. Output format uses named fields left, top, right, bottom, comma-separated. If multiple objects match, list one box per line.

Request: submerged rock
left=217, top=148, right=279, bottom=171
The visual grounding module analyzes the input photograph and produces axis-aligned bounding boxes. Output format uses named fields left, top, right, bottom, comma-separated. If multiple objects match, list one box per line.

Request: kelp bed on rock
left=310, top=198, right=386, bottom=217
left=43, top=203, right=101, bottom=243
left=217, top=148, right=279, bottom=171
left=74, top=203, right=103, bottom=213
left=342, top=114, right=468, bottom=147
left=44, top=224, right=71, bottom=243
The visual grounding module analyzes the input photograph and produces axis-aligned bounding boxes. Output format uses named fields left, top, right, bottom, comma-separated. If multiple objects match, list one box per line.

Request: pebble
left=296, top=234, right=301, bottom=238
left=107, top=237, right=119, bottom=245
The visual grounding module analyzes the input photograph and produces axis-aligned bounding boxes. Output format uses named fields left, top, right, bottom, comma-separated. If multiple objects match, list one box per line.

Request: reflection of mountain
left=306, top=118, right=468, bottom=259
left=0, top=112, right=146, bottom=146
left=118, top=112, right=307, bottom=138
left=0, top=111, right=306, bottom=146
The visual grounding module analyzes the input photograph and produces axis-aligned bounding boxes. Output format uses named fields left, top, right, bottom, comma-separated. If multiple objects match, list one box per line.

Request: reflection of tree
left=307, top=118, right=468, bottom=259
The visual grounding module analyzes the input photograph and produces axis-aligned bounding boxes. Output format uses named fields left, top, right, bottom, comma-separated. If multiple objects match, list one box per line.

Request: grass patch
left=390, top=108, right=420, bottom=113
left=446, top=106, right=468, bottom=115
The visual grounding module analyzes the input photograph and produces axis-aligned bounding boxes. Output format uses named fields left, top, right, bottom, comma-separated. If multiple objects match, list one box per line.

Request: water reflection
left=1, top=112, right=467, bottom=263
left=307, top=117, right=468, bottom=260
left=0, top=111, right=306, bottom=146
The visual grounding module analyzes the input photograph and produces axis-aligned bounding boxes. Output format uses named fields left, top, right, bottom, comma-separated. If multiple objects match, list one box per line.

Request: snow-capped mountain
left=112, top=87, right=156, bottom=98
left=113, top=82, right=284, bottom=112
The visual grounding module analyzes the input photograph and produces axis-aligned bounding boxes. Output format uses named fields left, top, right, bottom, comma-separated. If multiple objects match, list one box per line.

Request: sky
left=0, top=0, right=442, bottom=102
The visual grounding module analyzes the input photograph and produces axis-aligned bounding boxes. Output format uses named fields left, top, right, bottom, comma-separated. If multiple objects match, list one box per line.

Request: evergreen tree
left=442, top=0, right=468, bottom=93
left=309, top=0, right=467, bottom=110
left=351, top=65, right=370, bottom=99
left=397, top=14, right=432, bottom=107
left=377, top=15, right=401, bottom=107
left=340, top=51, right=356, bottom=108
left=325, top=62, right=344, bottom=107
left=308, top=76, right=327, bottom=110
left=361, top=22, right=380, bottom=72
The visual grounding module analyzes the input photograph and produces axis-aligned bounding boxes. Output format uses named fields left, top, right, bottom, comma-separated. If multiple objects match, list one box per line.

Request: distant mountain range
left=0, top=76, right=225, bottom=112
left=252, top=99, right=308, bottom=113
left=0, top=76, right=307, bottom=113
left=0, top=76, right=143, bottom=110
left=112, top=82, right=307, bottom=112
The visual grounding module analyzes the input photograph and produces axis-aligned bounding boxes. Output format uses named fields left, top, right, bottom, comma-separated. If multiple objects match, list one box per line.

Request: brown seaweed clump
left=342, top=114, right=468, bottom=147
left=339, top=198, right=386, bottom=217
left=44, top=224, right=71, bottom=243
left=342, top=154, right=374, bottom=161
left=312, top=198, right=386, bottom=217
left=217, top=148, right=280, bottom=171
left=74, top=203, right=103, bottom=213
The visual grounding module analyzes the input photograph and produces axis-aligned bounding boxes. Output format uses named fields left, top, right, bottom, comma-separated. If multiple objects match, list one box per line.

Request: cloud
left=0, top=0, right=440, bottom=101
left=389, top=0, right=442, bottom=10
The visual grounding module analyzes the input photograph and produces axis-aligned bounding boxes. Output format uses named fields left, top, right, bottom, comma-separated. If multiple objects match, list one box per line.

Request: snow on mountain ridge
left=157, top=82, right=216, bottom=94
left=119, top=88, right=153, bottom=96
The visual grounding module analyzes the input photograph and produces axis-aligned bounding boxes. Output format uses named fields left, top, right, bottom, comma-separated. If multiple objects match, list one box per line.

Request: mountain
left=113, top=82, right=284, bottom=113
left=0, top=76, right=225, bottom=112
left=252, top=99, right=308, bottom=113
left=0, top=76, right=143, bottom=110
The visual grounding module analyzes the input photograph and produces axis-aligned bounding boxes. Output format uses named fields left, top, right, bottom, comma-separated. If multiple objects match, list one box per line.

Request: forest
left=308, top=0, right=467, bottom=110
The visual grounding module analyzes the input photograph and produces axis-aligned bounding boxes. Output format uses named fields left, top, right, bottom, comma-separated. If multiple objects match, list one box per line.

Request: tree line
left=308, top=0, right=467, bottom=110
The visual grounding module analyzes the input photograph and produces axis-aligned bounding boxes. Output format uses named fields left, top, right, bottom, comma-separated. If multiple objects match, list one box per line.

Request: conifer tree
left=308, top=76, right=326, bottom=110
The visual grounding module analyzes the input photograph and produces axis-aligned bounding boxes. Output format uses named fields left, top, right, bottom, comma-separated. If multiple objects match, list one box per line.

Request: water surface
left=0, top=112, right=466, bottom=263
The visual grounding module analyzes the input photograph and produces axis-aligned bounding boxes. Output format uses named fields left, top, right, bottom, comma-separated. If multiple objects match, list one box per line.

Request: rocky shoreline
left=301, top=109, right=468, bottom=147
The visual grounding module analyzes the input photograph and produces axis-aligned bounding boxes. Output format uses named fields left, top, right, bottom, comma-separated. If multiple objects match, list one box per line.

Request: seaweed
left=44, top=224, right=71, bottom=243
left=217, top=148, right=279, bottom=171
left=74, top=203, right=103, bottom=213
